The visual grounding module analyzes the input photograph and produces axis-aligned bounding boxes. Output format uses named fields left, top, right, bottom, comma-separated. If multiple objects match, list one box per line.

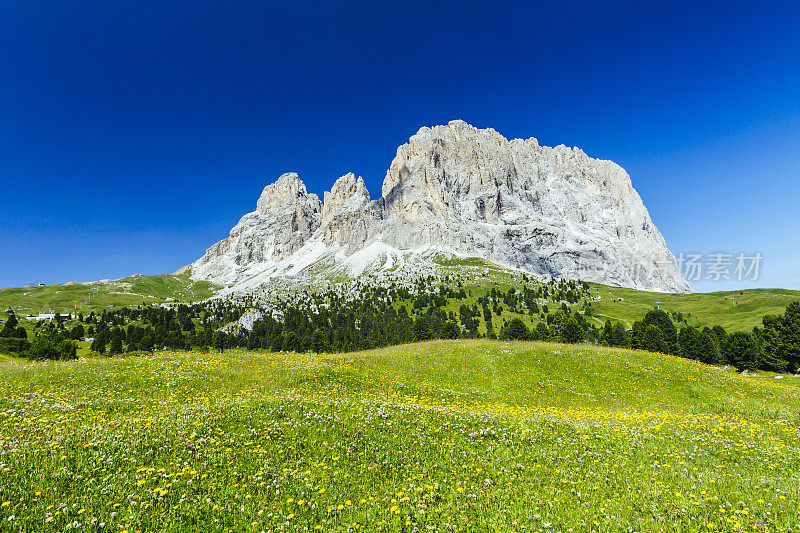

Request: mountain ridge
left=185, top=120, right=691, bottom=293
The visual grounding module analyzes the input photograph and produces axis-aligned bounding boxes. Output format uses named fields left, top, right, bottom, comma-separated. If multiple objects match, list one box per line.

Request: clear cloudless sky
left=2, top=0, right=799, bottom=292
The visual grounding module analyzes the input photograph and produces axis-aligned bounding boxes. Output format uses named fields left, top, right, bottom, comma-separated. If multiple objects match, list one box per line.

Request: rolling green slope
left=1, top=340, right=798, bottom=531
left=432, top=256, right=800, bottom=332
left=587, top=284, right=800, bottom=331
left=0, top=272, right=216, bottom=315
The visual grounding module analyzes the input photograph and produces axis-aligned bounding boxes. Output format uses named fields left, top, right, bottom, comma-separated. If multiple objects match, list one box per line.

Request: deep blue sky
left=2, top=1, right=799, bottom=292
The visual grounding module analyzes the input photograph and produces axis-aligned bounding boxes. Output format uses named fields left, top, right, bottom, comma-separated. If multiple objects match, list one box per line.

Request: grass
left=587, top=284, right=800, bottom=331
left=431, top=257, right=800, bottom=332
left=0, top=273, right=216, bottom=315
left=1, top=340, right=799, bottom=531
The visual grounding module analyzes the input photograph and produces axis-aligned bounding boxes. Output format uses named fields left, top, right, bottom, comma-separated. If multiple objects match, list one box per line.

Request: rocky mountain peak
left=256, top=172, right=321, bottom=214
left=321, top=173, right=371, bottom=227
left=186, top=121, right=691, bottom=293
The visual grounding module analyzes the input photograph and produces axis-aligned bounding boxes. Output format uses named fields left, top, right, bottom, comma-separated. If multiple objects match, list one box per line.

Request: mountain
left=183, top=120, right=691, bottom=293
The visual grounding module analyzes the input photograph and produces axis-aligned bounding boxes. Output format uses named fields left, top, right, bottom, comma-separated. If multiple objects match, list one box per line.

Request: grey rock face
left=186, top=121, right=690, bottom=293
left=189, top=172, right=322, bottom=283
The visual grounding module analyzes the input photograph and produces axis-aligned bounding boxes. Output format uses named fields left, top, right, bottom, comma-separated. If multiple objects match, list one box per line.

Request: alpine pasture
left=1, top=340, right=799, bottom=532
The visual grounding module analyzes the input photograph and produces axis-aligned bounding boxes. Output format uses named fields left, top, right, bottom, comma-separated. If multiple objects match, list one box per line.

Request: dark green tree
left=0, top=315, right=27, bottom=339
left=499, top=318, right=529, bottom=340
left=179, top=314, right=195, bottom=332
left=1, top=314, right=18, bottom=336
left=643, top=310, right=678, bottom=354
left=603, top=320, right=613, bottom=345
left=765, top=303, right=800, bottom=371
left=722, top=331, right=760, bottom=372
left=440, top=322, right=461, bottom=339
left=560, top=317, right=585, bottom=344
left=697, top=329, right=722, bottom=364
left=212, top=331, right=228, bottom=352
left=70, top=323, right=85, bottom=340
left=711, top=325, right=728, bottom=345
left=610, top=322, right=627, bottom=347
left=535, top=322, right=550, bottom=341
left=752, top=325, right=788, bottom=372
left=139, top=334, right=155, bottom=352
left=631, top=321, right=645, bottom=349
left=90, top=329, right=107, bottom=355
left=678, top=326, right=702, bottom=360
left=642, top=325, right=667, bottom=353
left=27, top=330, right=77, bottom=360
left=412, top=316, right=432, bottom=341
left=109, top=329, right=124, bottom=355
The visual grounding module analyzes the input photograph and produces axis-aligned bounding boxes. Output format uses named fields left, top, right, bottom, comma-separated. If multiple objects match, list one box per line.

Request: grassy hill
left=587, top=284, right=800, bottom=331
left=1, top=340, right=798, bottom=531
left=432, top=257, right=800, bottom=332
left=0, top=272, right=216, bottom=315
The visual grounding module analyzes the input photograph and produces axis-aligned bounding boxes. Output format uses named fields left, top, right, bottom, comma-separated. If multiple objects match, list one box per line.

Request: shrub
left=26, top=331, right=78, bottom=361
left=0, top=337, right=31, bottom=354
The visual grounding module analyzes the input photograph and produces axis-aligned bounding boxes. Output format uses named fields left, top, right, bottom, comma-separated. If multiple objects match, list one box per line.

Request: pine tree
left=753, top=326, right=788, bottom=372
left=535, top=322, right=550, bottom=341
left=722, top=331, right=760, bottom=372
left=643, top=310, right=678, bottom=354
left=697, top=329, right=722, bottom=364
left=610, top=322, right=627, bottom=347
left=412, top=316, right=431, bottom=341
left=630, top=321, right=644, bottom=349
left=499, top=318, right=529, bottom=340
left=440, top=322, right=460, bottom=339
left=109, top=329, right=123, bottom=355
left=70, top=324, right=85, bottom=340
left=140, top=334, right=154, bottom=352
left=91, top=329, right=107, bottom=355
left=212, top=331, right=228, bottom=352
left=778, top=302, right=800, bottom=371
left=678, top=326, right=701, bottom=360
left=1, top=314, right=19, bottom=337
left=642, top=325, right=667, bottom=353
left=560, top=317, right=584, bottom=344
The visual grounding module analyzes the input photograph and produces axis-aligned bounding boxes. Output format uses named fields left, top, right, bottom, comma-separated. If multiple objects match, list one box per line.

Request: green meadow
left=437, top=257, right=800, bottom=333
left=0, top=273, right=215, bottom=315
left=1, top=340, right=798, bottom=531
left=586, top=284, right=800, bottom=332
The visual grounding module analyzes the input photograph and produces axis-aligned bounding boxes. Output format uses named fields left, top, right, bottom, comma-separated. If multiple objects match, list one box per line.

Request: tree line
left=1, top=281, right=798, bottom=374
left=601, top=304, right=800, bottom=373
left=0, top=313, right=77, bottom=360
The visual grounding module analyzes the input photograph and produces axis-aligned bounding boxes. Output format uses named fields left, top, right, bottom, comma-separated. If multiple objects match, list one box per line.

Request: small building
left=25, top=312, right=73, bottom=321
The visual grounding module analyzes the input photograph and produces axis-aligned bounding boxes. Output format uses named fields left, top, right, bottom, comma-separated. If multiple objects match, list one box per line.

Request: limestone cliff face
left=189, top=172, right=322, bottom=284
left=186, top=121, right=690, bottom=293
left=319, top=173, right=376, bottom=247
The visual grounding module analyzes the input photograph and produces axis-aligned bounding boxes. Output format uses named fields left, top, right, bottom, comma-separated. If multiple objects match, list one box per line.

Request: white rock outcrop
left=185, top=121, right=691, bottom=293
left=188, top=172, right=322, bottom=284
